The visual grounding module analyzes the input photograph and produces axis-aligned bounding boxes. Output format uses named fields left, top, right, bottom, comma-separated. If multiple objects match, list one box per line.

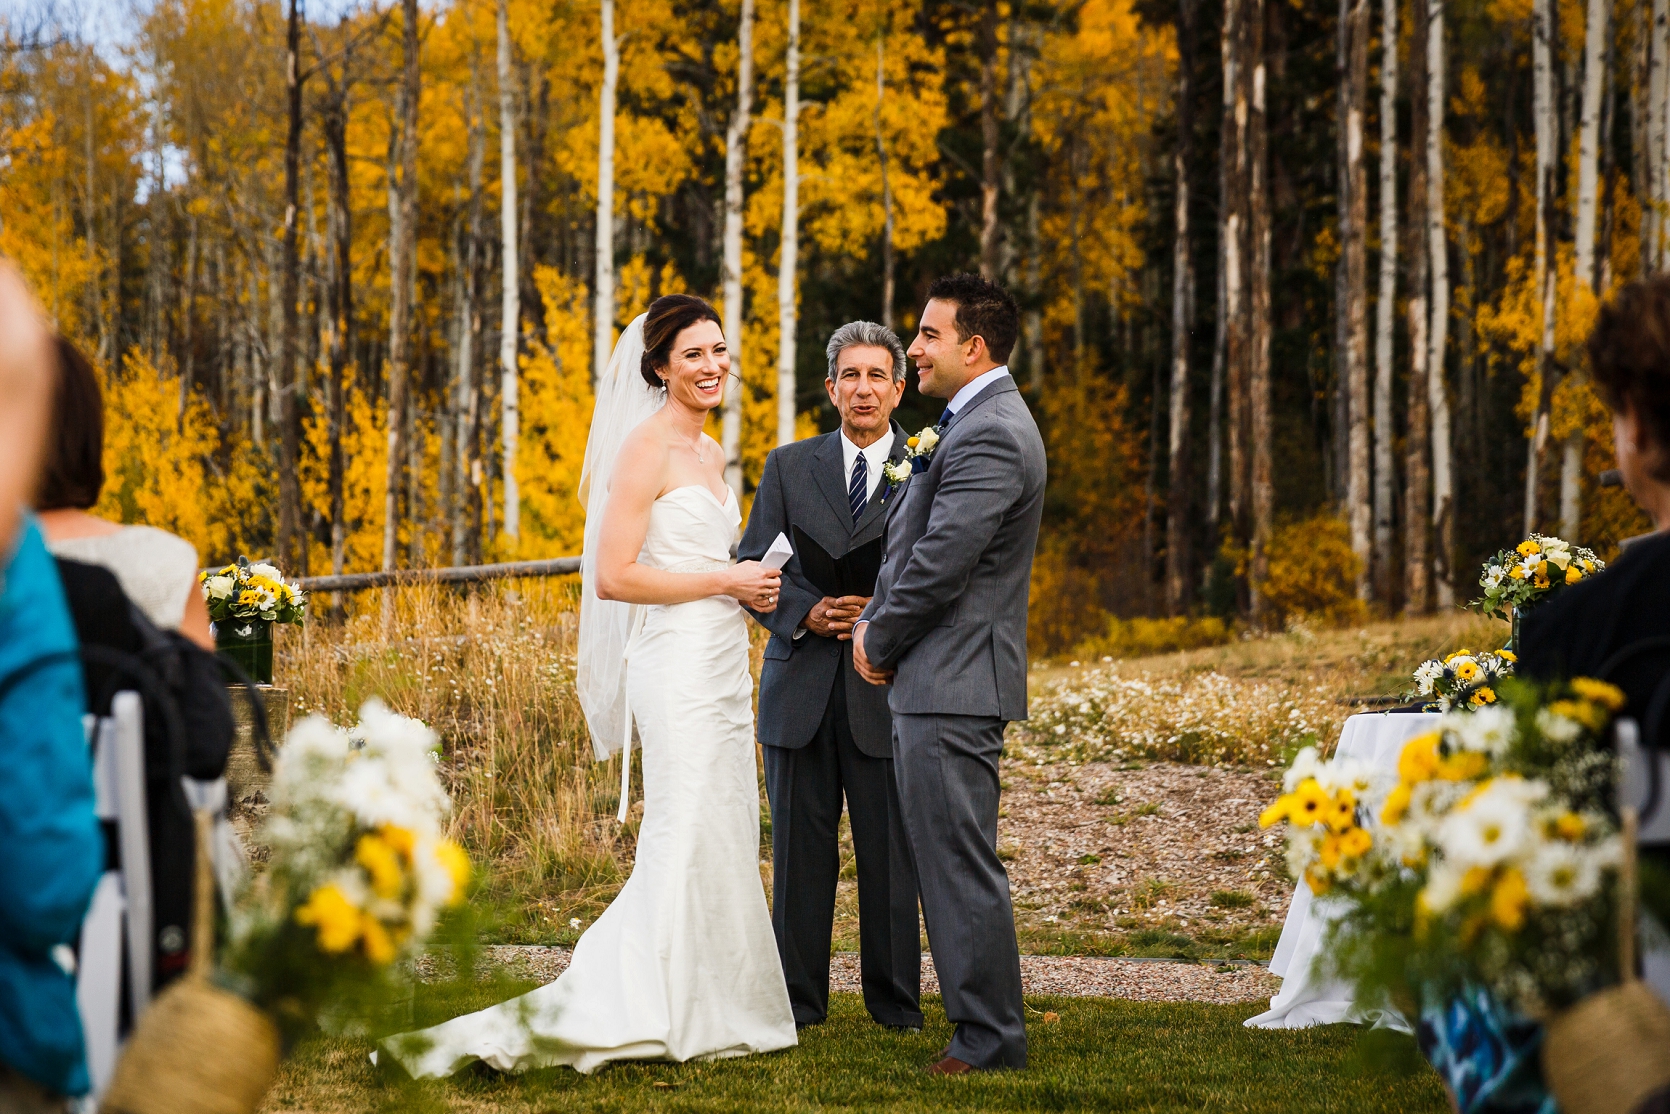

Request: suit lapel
left=810, top=432, right=853, bottom=525
left=851, top=424, right=907, bottom=538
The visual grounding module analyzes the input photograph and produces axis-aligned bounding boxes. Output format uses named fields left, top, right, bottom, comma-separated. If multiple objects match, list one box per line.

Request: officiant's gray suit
left=738, top=422, right=923, bottom=1031
left=859, top=372, right=1044, bottom=1070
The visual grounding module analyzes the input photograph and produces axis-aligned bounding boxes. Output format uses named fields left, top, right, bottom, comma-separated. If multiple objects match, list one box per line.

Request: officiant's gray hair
left=826, top=321, right=907, bottom=383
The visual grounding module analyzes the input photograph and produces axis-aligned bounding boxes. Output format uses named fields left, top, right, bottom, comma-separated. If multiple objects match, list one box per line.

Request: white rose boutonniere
left=883, top=424, right=944, bottom=495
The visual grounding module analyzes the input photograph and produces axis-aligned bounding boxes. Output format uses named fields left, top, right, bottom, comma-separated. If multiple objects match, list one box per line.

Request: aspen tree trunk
left=498, top=0, right=520, bottom=544
left=1208, top=1, right=1234, bottom=532
left=455, top=89, right=486, bottom=566
left=1562, top=0, right=1609, bottom=541
left=978, top=0, right=1001, bottom=280
left=1524, top=0, right=1557, bottom=535
left=776, top=0, right=800, bottom=449
left=1333, top=0, right=1351, bottom=504
left=1646, top=0, right=1668, bottom=270
left=1223, top=0, right=1249, bottom=540
left=1248, top=0, right=1274, bottom=627
left=1655, top=0, right=1670, bottom=270
left=1165, top=0, right=1196, bottom=616
left=1344, top=0, right=1371, bottom=600
left=278, top=0, right=304, bottom=571
left=1372, top=0, right=1398, bottom=603
left=720, top=0, right=755, bottom=496
left=1426, top=0, right=1453, bottom=607
left=594, top=0, right=618, bottom=389
left=1405, top=0, right=1432, bottom=615
left=322, top=85, right=353, bottom=582
left=875, top=34, right=895, bottom=331
left=384, top=0, right=420, bottom=595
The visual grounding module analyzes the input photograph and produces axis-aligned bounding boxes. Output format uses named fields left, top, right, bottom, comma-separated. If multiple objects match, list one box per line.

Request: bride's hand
left=725, top=561, right=782, bottom=612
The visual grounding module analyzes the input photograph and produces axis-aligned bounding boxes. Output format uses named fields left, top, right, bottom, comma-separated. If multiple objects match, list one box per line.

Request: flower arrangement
left=882, top=424, right=942, bottom=490
left=201, top=556, right=307, bottom=626
left=1474, top=534, right=1603, bottom=623
left=1258, top=746, right=1378, bottom=895
left=1261, top=678, right=1629, bottom=1016
left=1406, top=647, right=1516, bottom=712
left=223, top=700, right=470, bottom=1035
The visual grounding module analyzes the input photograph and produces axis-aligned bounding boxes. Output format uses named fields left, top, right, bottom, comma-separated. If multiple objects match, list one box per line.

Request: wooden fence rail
left=292, top=556, right=582, bottom=593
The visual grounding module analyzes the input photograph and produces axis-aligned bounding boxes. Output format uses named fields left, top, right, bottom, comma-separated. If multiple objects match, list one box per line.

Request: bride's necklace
left=675, top=424, right=706, bottom=463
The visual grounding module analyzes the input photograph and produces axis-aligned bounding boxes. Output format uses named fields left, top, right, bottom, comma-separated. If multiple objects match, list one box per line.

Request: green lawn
left=261, top=984, right=1449, bottom=1113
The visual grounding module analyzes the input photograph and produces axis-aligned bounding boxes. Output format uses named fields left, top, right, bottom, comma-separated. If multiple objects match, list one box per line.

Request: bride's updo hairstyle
left=640, top=294, right=724, bottom=390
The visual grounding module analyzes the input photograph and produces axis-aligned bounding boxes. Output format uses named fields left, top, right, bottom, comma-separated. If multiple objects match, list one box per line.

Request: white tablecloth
left=1243, top=710, right=1440, bottom=1032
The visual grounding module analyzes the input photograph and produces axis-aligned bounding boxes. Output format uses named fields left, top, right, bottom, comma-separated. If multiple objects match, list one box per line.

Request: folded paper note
left=760, top=532, right=794, bottom=571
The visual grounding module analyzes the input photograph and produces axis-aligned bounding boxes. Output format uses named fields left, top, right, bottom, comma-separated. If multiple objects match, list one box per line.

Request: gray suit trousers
left=893, top=711, right=1026, bottom=1069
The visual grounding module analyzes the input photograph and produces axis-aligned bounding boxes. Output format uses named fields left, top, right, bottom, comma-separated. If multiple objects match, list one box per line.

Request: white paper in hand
left=760, top=532, right=794, bottom=571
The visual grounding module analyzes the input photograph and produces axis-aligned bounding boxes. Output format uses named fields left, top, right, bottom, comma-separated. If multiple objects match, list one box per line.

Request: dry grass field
left=274, top=584, right=1504, bottom=959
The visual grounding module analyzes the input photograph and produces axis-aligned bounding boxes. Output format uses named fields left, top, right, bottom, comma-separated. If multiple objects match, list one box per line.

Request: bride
left=379, top=294, right=797, bottom=1077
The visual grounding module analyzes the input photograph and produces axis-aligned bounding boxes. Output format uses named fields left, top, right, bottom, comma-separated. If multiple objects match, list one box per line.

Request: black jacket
left=738, top=424, right=908, bottom=756
left=1518, top=530, right=1670, bottom=722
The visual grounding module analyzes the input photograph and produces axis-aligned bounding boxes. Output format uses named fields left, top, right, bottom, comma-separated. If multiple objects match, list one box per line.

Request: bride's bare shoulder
left=611, top=416, right=671, bottom=490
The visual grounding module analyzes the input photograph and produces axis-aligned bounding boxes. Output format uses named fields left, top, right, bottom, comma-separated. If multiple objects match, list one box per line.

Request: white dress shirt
left=840, top=428, right=894, bottom=506
left=944, top=365, right=1011, bottom=418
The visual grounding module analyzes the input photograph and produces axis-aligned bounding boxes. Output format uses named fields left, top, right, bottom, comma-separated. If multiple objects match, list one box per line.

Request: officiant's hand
left=804, top=595, right=869, bottom=639
left=725, top=561, right=782, bottom=612
left=852, top=622, right=894, bottom=685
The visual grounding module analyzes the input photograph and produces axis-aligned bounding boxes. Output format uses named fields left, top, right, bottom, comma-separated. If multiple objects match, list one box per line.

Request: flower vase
left=1509, top=608, right=1522, bottom=658
left=214, top=620, right=274, bottom=685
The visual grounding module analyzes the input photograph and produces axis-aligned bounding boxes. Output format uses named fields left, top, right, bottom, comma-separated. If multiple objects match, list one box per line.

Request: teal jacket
left=0, top=518, right=101, bottom=1096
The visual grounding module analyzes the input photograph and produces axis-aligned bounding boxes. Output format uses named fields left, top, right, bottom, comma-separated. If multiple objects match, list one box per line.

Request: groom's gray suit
left=859, top=371, right=1044, bottom=1070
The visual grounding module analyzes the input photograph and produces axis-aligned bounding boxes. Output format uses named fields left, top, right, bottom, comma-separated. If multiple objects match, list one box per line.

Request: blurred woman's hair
left=1588, top=275, right=1670, bottom=477
left=35, top=337, right=105, bottom=511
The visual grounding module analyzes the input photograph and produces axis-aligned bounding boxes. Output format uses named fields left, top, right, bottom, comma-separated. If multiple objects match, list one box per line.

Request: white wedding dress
left=379, top=483, right=797, bottom=1077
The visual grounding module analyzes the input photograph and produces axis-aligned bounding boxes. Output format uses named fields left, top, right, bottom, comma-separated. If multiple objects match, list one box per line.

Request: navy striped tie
left=849, top=452, right=868, bottom=522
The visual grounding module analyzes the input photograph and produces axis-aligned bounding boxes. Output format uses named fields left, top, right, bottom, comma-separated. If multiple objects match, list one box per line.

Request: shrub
left=1073, top=614, right=1236, bottom=661
left=1028, top=542, right=1109, bottom=656
left=1257, top=514, right=1370, bottom=628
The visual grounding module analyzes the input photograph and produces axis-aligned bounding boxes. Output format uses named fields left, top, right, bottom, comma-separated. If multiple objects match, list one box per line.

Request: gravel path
left=418, top=946, right=1281, bottom=1006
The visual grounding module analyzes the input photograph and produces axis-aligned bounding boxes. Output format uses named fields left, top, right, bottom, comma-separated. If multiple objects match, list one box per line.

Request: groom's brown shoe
left=927, top=1056, right=976, bottom=1076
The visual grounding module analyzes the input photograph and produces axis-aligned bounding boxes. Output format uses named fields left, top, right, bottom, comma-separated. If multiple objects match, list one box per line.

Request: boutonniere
left=882, top=425, right=941, bottom=493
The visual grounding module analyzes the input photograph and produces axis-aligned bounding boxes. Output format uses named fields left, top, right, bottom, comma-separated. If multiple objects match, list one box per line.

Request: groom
left=737, top=321, right=923, bottom=1033
left=853, top=274, right=1044, bottom=1074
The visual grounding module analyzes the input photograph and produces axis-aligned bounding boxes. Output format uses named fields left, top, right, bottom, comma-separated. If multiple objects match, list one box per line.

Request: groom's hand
left=803, top=595, right=869, bottom=639
left=852, top=622, right=894, bottom=685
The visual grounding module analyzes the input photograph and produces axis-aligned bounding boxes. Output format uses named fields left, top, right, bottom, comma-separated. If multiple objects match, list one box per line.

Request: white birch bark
left=1372, top=0, right=1397, bottom=591
left=1524, top=0, right=1556, bottom=536
left=593, top=0, right=618, bottom=389
left=775, top=0, right=800, bottom=449
left=720, top=0, right=756, bottom=496
left=498, top=0, right=520, bottom=542
left=1561, top=0, right=1609, bottom=540
left=1649, top=0, right=1668, bottom=269
left=1426, top=0, right=1453, bottom=607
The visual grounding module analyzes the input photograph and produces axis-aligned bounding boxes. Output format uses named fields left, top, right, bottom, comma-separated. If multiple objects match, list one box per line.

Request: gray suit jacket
left=739, top=424, right=909, bottom=757
left=860, top=375, right=1045, bottom=721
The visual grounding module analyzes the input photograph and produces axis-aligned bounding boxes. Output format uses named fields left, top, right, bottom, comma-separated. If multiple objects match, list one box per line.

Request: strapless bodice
left=639, top=484, right=740, bottom=573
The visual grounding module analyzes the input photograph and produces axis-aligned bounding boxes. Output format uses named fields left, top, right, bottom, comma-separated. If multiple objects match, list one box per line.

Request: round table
left=1243, top=710, right=1440, bottom=1032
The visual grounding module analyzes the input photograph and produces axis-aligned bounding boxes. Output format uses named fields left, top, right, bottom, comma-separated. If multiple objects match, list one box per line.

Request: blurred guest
left=1519, top=275, right=1670, bottom=711
left=0, top=264, right=103, bottom=1111
left=34, top=337, right=213, bottom=650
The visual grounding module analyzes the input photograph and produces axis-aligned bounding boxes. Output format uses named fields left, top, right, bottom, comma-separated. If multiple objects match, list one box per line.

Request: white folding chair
left=74, top=691, right=244, bottom=1103
left=76, top=691, right=148, bottom=1101
left=1617, top=717, right=1670, bottom=1010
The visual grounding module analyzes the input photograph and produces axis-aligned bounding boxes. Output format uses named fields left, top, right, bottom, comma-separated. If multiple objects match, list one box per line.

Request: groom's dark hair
left=641, top=294, right=724, bottom=389
left=925, top=273, right=1019, bottom=365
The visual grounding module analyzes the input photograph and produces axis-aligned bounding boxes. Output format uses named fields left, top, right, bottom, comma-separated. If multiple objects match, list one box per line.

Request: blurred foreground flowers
left=224, top=699, right=471, bottom=1035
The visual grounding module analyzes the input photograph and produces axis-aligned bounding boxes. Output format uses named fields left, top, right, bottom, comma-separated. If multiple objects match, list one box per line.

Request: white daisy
left=1523, top=841, right=1602, bottom=906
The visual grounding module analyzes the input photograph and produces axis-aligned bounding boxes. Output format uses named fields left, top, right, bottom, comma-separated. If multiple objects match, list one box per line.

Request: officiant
left=738, top=321, right=922, bottom=1032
